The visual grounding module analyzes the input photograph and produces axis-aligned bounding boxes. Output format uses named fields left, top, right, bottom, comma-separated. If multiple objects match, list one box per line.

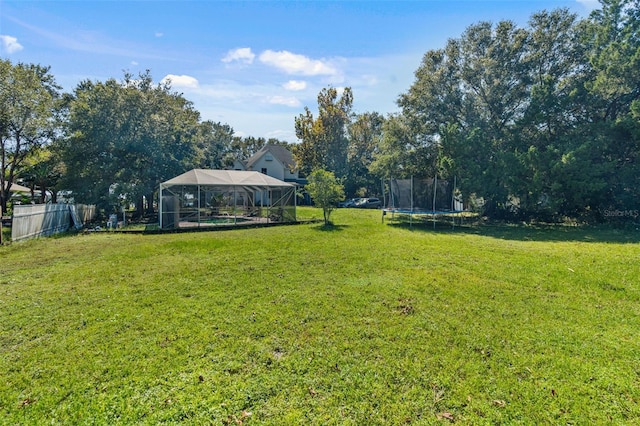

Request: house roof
left=245, top=144, right=296, bottom=172
left=161, top=169, right=294, bottom=188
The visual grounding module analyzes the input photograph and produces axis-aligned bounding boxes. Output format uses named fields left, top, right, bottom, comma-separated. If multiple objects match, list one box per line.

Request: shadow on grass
left=385, top=218, right=640, bottom=244
left=312, top=223, right=350, bottom=232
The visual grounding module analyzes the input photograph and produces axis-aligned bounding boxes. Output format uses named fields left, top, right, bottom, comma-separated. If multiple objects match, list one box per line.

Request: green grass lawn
left=1, top=207, right=639, bottom=424
left=1, top=223, right=10, bottom=244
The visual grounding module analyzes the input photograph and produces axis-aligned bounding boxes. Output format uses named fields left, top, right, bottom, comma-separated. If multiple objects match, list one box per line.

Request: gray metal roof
left=2, top=182, right=32, bottom=193
left=161, top=169, right=294, bottom=188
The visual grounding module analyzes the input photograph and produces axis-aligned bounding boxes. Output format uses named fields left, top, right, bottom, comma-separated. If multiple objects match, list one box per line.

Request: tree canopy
left=0, top=60, right=61, bottom=214
left=294, top=87, right=353, bottom=179
left=305, top=169, right=345, bottom=225
left=58, top=71, right=203, bottom=214
left=393, top=1, right=639, bottom=220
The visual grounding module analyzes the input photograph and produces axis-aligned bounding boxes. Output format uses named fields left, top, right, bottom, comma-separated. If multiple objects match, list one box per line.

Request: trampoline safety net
left=387, top=177, right=463, bottom=212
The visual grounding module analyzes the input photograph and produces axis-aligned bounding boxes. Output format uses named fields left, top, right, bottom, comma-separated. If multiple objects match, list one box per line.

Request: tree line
left=1, top=0, right=638, bottom=221
left=295, top=0, right=639, bottom=220
left=1, top=68, right=292, bottom=216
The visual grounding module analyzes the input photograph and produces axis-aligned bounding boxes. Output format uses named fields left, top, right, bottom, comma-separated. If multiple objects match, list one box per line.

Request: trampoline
left=382, top=176, right=465, bottom=228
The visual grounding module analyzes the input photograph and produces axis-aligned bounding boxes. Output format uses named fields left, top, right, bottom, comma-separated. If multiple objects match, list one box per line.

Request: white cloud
left=266, top=129, right=295, bottom=140
left=259, top=50, right=337, bottom=76
left=283, top=80, right=307, bottom=91
left=268, top=95, right=301, bottom=107
left=8, top=17, right=174, bottom=60
left=182, top=79, right=304, bottom=140
left=155, top=32, right=164, bottom=38
left=161, top=74, right=199, bottom=89
left=360, top=74, right=378, bottom=86
left=222, top=47, right=255, bottom=64
left=0, top=35, right=24, bottom=54
left=131, top=61, right=139, bottom=66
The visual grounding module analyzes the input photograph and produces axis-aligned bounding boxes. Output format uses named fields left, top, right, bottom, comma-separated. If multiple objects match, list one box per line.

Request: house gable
left=244, top=145, right=298, bottom=182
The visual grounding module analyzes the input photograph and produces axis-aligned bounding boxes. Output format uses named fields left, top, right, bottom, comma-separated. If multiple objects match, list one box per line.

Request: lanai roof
left=161, top=169, right=294, bottom=188
left=2, top=182, right=32, bottom=193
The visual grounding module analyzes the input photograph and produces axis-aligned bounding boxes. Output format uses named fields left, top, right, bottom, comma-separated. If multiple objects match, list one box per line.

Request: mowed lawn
left=1, top=208, right=639, bottom=424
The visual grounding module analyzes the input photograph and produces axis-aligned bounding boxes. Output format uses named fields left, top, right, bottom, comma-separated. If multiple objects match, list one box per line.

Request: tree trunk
left=146, top=192, right=154, bottom=215
left=134, top=196, right=144, bottom=219
left=0, top=191, right=6, bottom=216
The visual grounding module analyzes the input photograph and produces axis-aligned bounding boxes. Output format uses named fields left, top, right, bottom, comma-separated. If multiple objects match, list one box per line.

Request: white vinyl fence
left=11, top=204, right=96, bottom=242
left=76, top=204, right=97, bottom=225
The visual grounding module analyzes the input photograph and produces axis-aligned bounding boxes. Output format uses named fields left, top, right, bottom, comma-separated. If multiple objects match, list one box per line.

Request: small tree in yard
left=306, top=169, right=345, bottom=225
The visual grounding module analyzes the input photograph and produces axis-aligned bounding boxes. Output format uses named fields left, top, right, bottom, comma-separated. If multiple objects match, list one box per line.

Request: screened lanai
left=159, top=169, right=296, bottom=229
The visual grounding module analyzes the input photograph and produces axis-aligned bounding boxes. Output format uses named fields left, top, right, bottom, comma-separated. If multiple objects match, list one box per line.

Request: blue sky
left=1, top=0, right=599, bottom=142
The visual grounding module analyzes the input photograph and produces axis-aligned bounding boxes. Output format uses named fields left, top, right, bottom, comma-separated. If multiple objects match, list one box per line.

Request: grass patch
left=1, top=207, right=639, bottom=423
left=1, top=224, right=10, bottom=244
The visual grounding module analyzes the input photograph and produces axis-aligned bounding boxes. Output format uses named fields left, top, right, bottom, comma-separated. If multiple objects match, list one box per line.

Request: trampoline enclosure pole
left=433, top=174, right=438, bottom=229
left=159, top=184, right=163, bottom=229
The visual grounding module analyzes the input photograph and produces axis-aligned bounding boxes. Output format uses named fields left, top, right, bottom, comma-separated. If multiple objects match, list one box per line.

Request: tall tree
left=20, top=147, right=63, bottom=204
left=229, top=136, right=263, bottom=164
left=60, top=71, right=202, bottom=214
left=509, top=8, right=588, bottom=216
left=198, top=121, right=234, bottom=169
left=294, top=87, right=353, bottom=178
left=458, top=20, right=530, bottom=216
left=586, top=0, right=640, bottom=121
left=582, top=0, right=640, bottom=214
left=399, top=20, right=530, bottom=216
left=346, top=112, right=384, bottom=196
left=369, top=114, right=417, bottom=179
left=0, top=60, right=61, bottom=214
left=394, top=42, right=463, bottom=181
